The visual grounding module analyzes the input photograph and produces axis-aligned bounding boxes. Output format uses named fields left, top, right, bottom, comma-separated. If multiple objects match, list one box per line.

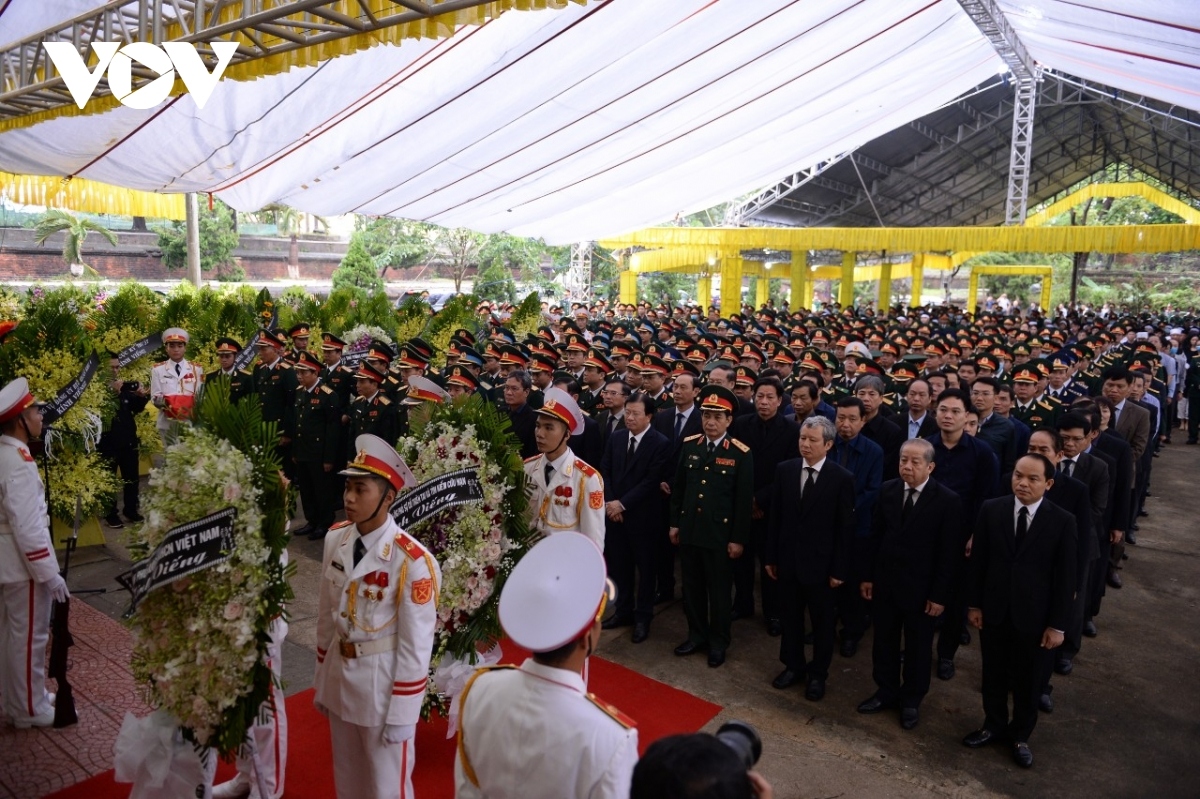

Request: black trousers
left=835, top=537, right=873, bottom=641
left=103, top=447, right=141, bottom=517
left=980, top=617, right=1054, bottom=743
left=871, top=596, right=938, bottom=708
left=604, top=521, right=656, bottom=625
left=778, top=576, right=836, bottom=680
left=295, top=459, right=336, bottom=530
left=936, top=556, right=971, bottom=662
left=732, top=520, right=777, bottom=620
left=655, top=526, right=677, bottom=598
left=680, top=544, right=734, bottom=651
left=1062, top=559, right=1093, bottom=658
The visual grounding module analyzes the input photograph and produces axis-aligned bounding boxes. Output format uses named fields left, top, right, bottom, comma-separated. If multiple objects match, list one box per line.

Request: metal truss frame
left=565, top=241, right=593, bottom=302
left=0, top=0, right=499, bottom=121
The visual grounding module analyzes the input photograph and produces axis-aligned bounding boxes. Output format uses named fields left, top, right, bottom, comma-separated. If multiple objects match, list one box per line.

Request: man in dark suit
left=651, top=371, right=701, bottom=602
left=765, top=416, right=856, bottom=702
left=855, top=375, right=903, bottom=480
left=730, top=377, right=800, bottom=632
left=599, top=393, right=671, bottom=644
left=1100, top=366, right=1149, bottom=556
left=962, top=454, right=1077, bottom=769
left=972, top=377, right=1018, bottom=475
left=501, top=370, right=538, bottom=459
left=830, top=396, right=883, bottom=656
left=594, top=377, right=630, bottom=453
left=859, top=439, right=962, bottom=730
left=902, top=379, right=938, bottom=440
left=553, top=376, right=603, bottom=467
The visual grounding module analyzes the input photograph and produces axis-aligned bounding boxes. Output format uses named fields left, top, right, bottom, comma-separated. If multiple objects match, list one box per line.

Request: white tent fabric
left=1, top=0, right=1197, bottom=243
left=0, top=0, right=105, bottom=49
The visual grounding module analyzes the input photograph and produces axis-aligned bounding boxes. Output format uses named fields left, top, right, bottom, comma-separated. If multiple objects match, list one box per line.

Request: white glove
left=313, top=700, right=330, bottom=718
left=44, top=574, right=70, bottom=604
left=382, top=724, right=415, bottom=745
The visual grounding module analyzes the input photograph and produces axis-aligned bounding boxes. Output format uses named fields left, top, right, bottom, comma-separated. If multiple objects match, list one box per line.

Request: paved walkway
left=5, top=443, right=1200, bottom=798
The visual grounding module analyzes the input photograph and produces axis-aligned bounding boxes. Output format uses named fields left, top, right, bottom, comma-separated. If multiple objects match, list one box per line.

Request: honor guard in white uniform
left=314, top=435, right=441, bottom=799
left=454, top=532, right=638, bottom=799
left=0, top=378, right=68, bottom=728
left=149, top=327, right=203, bottom=445
left=522, top=388, right=606, bottom=549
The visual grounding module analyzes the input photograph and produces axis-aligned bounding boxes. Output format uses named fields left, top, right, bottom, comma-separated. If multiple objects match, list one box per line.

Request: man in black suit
left=765, top=416, right=856, bottom=702
left=730, top=377, right=800, bottom=633
left=651, top=371, right=701, bottom=602
left=963, top=454, right=1077, bottom=769
left=859, top=439, right=962, bottom=730
left=855, top=375, right=903, bottom=480
left=501, top=370, right=538, bottom=459
left=902, top=379, right=938, bottom=440
left=599, top=393, right=672, bottom=643
left=553, top=376, right=603, bottom=468
left=594, top=377, right=630, bottom=453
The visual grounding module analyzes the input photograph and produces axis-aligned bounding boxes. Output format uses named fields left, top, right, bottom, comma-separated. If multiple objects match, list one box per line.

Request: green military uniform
left=252, top=359, right=297, bottom=435
left=293, top=378, right=343, bottom=533
left=346, top=391, right=399, bottom=458
left=1011, top=398, right=1059, bottom=431
left=204, top=367, right=252, bottom=404
left=652, top=390, right=674, bottom=412
left=320, top=361, right=355, bottom=408
left=577, top=386, right=603, bottom=416
left=669, top=428, right=754, bottom=654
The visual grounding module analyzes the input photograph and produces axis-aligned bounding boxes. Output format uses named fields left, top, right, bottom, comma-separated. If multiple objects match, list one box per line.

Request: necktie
left=1062, top=459, right=1073, bottom=478
left=175, top=363, right=181, bottom=376
left=674, top=412, right=684, bottom=440
left=628, top=435, right=637, bottom=460
left=801, top=466, right=815, bottom=495
left=608, top=415, right=618, bottom=435
left=544, top=463, right=554, bottom=485
left=707, top=442, right=715, bottom=457
left=353, top=537, right=366, bottom=567
left=1016, top=506, right=1029, bottom=550
left=903, top=487, right=916, bottom=520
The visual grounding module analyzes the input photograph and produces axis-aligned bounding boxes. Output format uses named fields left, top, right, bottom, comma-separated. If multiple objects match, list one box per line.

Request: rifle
left=48, top=496, right=81, bottom=728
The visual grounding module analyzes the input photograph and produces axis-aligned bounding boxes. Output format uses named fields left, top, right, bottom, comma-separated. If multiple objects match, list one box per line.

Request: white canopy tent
left=0, top=0, right=1197, bottom=244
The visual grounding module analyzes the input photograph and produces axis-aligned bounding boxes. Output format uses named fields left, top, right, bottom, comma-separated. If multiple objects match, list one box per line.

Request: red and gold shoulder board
left=329, top=520, right=352, bottom=530
left=396, top=532, right=423, bottom=560
left=730, top=438, right=750, bottom=453
left=585, top=694, right=636, bottom=729
left=19, top=449, right=34, bottom=462
left=683, top=433, right=703, bottom=443
left=575, top=459, right=597, bottom=478
left=524, top=454, right=541, bottom=464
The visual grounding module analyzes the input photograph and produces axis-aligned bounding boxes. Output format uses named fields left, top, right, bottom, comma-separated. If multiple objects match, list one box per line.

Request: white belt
left=338, top=634, right=397, bottom=659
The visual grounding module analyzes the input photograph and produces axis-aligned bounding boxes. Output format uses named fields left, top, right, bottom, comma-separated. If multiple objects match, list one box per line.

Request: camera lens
left=715, top=720, right=761, bottom=768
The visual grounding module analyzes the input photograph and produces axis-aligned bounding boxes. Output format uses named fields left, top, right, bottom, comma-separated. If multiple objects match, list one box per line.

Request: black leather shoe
left=840, top=637, right=859, bottom=658
left=103, top=513, right=124, bottom=529
left=937, top=658, right=956, bottom=681
left=804, top=678, right=826, bottom=701
left=857, top=695, right=892, bottom=714
left=766, top=619, right=783, bottom=637
left=293, top=523, right=315, bottom=538
left=1107, top=568, right=1123, bottom=589
left=1012, top=742, right=1033, bottom=768
left=601, top=614, right=634, bottom=631
left=1083, top=619, right=1098, bottom=638
left=707, top=649, right=726, bottom=668
left=1038, top=692, right=1054, bottom=713
left=900, top=708, right=919, bottom=730
left=306, top=526, right=328, bottom=541
left=960, top=629, right=972, bottom=646
left=962, top=728, right=998, bottom=748
left=1054, top=657, right=1073, bottom=676
left=631, top=623, right=649, bottom=644
left=124, top=511, right=144, bottom=522
left=674, top=640, right=704, bottom=657
left=772, top=669, right=802, bottom=689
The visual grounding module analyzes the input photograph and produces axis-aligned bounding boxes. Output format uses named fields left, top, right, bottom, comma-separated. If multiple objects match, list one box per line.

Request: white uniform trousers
left=328, top=711, right=415, bottom=799
left=230, top=618, right=288, bottom=798
left=0, top=579, right=52, bottom=721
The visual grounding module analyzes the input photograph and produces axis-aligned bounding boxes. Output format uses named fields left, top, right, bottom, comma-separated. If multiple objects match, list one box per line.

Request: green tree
left=356, top=217, right=436, bottom=277
left=431, top=227, right=487, bottom=293
left=155, top=199, right=242, bottom=280
left=640, top=273, right=695, bottom=306
left=332, top=232, right=385, bottom=294
left=474, top=261, right=517, bottom=304
left=33, top=209, right=118, bottom=276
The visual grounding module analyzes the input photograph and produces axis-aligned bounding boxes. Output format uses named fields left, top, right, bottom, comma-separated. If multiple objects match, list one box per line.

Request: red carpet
left=46, top=643, right=720, bottom=798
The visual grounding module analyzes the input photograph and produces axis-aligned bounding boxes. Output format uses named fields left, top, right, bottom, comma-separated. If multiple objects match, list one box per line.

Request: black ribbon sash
left=390, top=468, right=485, bottom=529
left=116, top=507, right=238, bottom=614
left=40, top=352, right=100, bottom=425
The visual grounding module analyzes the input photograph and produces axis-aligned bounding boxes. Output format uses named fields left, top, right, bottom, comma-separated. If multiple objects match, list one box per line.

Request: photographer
left=632, top=726, right=773, bottom=799
left=100, top=353, right=149, bottom=528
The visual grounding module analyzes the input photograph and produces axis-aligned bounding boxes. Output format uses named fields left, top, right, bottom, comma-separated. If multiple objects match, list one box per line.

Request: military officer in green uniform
left=669, top=384, right=754, bottom=668
left=253, top=329, right=298, bottom=475
left=1010, top=363, right=1059, bottom=431
left=319, top=332, right=355, bottom=407
left=204, top=337, right=252, bottom=403
left=345, top=361, right=399, bottom=456
left=291, top=351, right=343, bottom=541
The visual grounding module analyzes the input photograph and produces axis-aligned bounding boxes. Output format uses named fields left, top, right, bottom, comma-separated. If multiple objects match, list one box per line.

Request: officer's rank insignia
left=716, top=457, right=736, bottom=466
left=18, top=449, right=33, bottom=462
left=411, top=577, right=434, bottom=605
left=590, top=490, right=604, bottom=510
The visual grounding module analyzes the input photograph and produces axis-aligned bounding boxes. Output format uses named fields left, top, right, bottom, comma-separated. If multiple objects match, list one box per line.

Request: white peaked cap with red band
left=0, top=377, right=37, bottom=425
left=339, top=433, right=416, bottom=492
left=498, top=532, right=615, bottom=653
left=534, top=387, right=585, bottom=436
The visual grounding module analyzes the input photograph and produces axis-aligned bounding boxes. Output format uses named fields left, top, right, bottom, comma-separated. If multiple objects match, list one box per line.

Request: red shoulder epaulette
left=396, top=532, right=423, bottom=560
left=585, top=694, right=636, bottom=729
left=575, top=459, right=597, bottom=478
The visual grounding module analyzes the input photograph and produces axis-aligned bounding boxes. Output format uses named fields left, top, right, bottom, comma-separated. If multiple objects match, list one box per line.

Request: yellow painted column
left=720, top=256, right=743, bottom=315
left=789, top=251, right=807, bottom=309
left=877, top=261, right=893, bottom=311
left=838, top=252, right=856, bottom=308
left=967, top=269, right=979, bottom=314
left=1040, top=276, right=1052, bottom=313
left=910, top=253, right=925, bottom=307
left=755, top=273, right=770, bottom=308
left=696, top=274, right=712, bottom=308
left=619, top=270, right=638, bottom=305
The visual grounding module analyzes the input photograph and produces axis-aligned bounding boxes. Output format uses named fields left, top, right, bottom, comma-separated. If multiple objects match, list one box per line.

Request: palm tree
left=33, top=209, right=118, bottom=276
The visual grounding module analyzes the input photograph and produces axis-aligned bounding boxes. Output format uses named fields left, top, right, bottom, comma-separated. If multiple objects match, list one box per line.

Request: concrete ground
left=70, top=442, right=1200, bottom=799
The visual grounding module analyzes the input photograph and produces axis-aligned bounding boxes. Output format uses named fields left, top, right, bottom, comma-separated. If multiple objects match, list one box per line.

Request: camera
left=715, top=720, right=762, bottom=769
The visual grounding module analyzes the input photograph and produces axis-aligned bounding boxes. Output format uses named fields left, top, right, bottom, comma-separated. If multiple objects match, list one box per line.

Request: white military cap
left=402, top=375, right=450, bottom=406
left=162, top=328, right=189, bottom=344
left=534, top=387, right=585, bottom=436
left=0, top=377, right=37, bottom=425
left=340, top=434, right=416, bottom=492
left=499, top=532, right=614, bottom=653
